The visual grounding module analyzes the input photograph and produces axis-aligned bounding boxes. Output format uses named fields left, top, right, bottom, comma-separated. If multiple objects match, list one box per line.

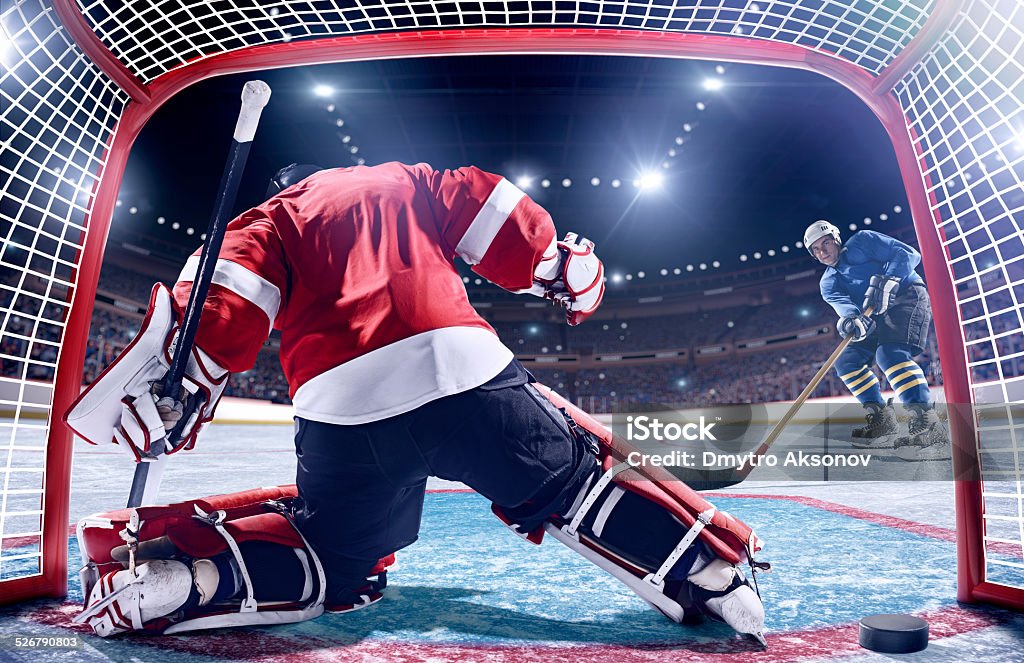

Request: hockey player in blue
left=803, top=220, right=950, bottom=461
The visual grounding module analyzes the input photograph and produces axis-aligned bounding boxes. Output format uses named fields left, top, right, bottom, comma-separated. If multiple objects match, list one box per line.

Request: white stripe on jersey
left=178, top=256, right=281, bottom=332
left=455, top=178, right=526, bottom=265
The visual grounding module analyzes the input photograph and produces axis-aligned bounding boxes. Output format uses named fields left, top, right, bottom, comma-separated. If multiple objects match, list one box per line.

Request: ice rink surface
left=2, top=418, right=1023, bottom=662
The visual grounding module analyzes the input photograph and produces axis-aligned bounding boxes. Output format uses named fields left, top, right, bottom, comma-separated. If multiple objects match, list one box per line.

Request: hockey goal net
left=1, top=0, right=1021, bottom=609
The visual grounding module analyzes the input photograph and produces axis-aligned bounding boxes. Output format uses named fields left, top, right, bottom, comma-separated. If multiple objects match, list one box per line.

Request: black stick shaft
left=128, top=81, right=270, bottom=508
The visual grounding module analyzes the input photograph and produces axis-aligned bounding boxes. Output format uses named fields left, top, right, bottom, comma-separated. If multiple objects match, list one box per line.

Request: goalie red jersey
left=173, top=162, right=554, bottom=424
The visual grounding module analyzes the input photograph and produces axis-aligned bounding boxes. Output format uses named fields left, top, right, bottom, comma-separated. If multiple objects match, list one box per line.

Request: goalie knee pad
left=75, top=486, right=394, bottom=636
left=496, top=384, right=770, bottom=645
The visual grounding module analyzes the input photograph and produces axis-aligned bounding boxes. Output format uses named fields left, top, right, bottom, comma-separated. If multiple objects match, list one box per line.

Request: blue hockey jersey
left=819, top=230, right=925, bottom=317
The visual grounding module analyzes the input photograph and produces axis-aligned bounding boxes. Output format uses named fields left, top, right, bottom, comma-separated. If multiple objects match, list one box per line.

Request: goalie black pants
left=292, top=360, right=597, bottom=604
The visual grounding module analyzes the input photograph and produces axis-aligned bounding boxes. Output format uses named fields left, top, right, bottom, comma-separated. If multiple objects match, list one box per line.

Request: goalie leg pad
left=77, top=559, right=195, bottom=637
left=76, top=487, right=337, bottom=636
left=542, top=466, right=767, bottom=643
left=498, top=385, right=769, bottom=643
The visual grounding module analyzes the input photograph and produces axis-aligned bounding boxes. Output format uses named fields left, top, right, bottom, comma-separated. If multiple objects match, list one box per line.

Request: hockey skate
left=850, top=401, right=899, bottom=449
left=894, top=406, right=951, bottom=461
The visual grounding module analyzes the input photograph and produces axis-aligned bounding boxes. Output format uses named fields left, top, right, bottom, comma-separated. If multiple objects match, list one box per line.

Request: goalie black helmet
left=264, top=163, right=325, bottom=200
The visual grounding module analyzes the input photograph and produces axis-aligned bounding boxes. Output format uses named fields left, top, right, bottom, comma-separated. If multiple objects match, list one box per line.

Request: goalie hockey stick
left=672, top=307, right=873, bottom=490
left=127, top=81, right=272, bottom=508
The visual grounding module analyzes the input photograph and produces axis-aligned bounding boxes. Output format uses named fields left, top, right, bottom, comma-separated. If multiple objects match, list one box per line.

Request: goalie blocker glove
left=527, top=232, right=606, bottom=326
left=862, top=274, right=900, bottom=317
left=64, top=283, right=229, bottom=460
left=837, top=314, right=875, bottom=342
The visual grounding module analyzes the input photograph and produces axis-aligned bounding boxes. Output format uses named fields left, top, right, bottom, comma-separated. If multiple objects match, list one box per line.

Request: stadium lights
left=313, top=84, right=334, bottom=97
left=893, top=205, right=902, bottom=213
left=703, top=78, right=724, bottom=91
left=611, top=273, right=623, bottom=284
left=516, top=176, right=533, bottom=189
left=638, top=171, right=664, bottom=190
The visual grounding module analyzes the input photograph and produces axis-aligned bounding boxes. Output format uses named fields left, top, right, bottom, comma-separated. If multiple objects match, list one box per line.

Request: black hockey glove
left=861, top=274, right=900, bottom=317
left=837, top=314, right=875, bottom=342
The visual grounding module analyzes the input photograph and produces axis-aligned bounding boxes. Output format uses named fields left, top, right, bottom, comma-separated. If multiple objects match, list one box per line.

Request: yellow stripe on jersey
left=884, top=360, right=918, bottom=377
left=895, top=377, right=929, bottom=395
left=888, top=368, right=925, bottom=387
left=841, top=365, right=871, bottom=381
left=851, top=376, right=880, bottom=397
left=846, top=371, right=877, bottom=389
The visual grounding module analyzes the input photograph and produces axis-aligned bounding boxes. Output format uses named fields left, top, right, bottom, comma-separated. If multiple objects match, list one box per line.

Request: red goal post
left=0, top=0, right=1021, bottom=609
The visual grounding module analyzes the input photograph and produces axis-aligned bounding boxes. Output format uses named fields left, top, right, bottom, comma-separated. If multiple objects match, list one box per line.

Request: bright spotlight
left=516, top=176, right=534, bottom=190
left=313, top=84, right=334, bottom=97
left=638, top=171, right=664, bottom=190
left=611, top=273, right=624, bottom=284
left=703, top=78, right=724, bottom=91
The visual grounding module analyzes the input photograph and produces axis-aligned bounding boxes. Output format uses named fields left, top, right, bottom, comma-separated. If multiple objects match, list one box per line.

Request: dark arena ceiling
left=116, top=53, right=912, bottom=279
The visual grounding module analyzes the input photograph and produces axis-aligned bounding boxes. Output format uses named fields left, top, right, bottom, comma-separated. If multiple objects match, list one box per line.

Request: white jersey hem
left=292, top=327, right=515, bottom=425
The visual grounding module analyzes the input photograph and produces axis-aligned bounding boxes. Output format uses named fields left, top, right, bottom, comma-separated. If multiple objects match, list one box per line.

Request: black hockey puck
left=858, top=614, right=929, bottom=653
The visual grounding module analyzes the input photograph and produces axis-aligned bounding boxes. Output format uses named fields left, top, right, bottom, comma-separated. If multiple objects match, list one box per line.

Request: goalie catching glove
left=526, top=232, right=605, bottom=326
left=64, top=283, right=228, bottom=460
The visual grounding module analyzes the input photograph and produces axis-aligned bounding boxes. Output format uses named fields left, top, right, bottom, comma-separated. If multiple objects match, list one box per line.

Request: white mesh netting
left=895, top=0, right=1024, bottom=592
left=75, top=0, right=932, bottom=83
left=1, top=0, right=128, bottom=581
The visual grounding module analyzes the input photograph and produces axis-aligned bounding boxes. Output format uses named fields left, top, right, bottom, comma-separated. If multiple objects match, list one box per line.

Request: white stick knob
left=234, top=80, right=272, bottom=143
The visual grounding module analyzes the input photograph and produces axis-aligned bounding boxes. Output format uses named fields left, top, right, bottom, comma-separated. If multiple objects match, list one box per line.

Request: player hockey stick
left=673, top=308, right=873, bottom=490
left=127, top=81, right=272, bottom=508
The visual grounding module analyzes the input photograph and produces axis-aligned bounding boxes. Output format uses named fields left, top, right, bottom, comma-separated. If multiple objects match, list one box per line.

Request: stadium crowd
left=3, top=260, right=1009, bottom=413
